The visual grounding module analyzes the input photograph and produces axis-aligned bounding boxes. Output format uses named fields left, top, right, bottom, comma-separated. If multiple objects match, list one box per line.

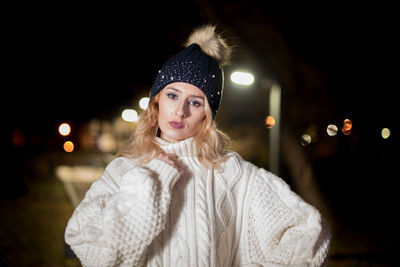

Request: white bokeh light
left=231, top=71, right=254, bottom=86
left=59, top=123, right=71, bottom=136
left=139, top=97, right=150, bottom=110
left=122, top=109, right=138, bottom=122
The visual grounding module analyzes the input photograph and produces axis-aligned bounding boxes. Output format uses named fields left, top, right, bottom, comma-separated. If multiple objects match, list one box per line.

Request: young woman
left=65, top=25, right=330, bottom=266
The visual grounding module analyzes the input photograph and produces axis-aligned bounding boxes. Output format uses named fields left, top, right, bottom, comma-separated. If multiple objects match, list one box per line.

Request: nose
left=175, top=100, right=189, bottom=118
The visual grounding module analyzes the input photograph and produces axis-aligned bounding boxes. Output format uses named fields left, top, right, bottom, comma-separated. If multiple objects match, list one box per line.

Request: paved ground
left=0, top=169, right=81, bottom=266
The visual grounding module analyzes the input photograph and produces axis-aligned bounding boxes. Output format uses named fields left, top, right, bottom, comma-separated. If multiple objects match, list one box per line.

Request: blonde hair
left=119, top=92, right=230, bottom=169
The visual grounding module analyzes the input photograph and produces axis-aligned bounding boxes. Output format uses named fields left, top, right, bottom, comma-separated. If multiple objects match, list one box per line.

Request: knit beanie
left=150, top=25, right=231, bottom=118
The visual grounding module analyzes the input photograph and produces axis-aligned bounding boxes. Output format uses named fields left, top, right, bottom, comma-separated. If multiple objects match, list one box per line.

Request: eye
left=189, top=100, right=202, bottom=107
left=167, top=93, right=178, bottom=100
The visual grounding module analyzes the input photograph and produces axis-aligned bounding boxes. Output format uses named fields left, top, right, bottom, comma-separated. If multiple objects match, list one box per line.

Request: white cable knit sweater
left=65, top=137, right=330, bottom=266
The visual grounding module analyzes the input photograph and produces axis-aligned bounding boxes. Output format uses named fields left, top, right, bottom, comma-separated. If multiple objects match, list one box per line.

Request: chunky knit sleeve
left=64, top=157, right=181, bottom=267
left=244, top=168, right=330, bottom=266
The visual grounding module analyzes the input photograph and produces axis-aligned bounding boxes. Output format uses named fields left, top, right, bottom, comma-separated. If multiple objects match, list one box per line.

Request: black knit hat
left=150, top=25, right=231, bottom=119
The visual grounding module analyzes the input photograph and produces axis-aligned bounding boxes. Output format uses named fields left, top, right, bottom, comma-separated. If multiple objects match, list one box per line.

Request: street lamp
left=231, top=69, right=281, bottom=175
left=230, top=71, right=255, bottom=86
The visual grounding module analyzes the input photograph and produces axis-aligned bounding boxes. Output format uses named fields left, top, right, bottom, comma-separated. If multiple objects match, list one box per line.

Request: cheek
left=158, top=106, right=167, bottom=126
left=190, top=110, right=206, bottom=128
left=158, top=99, right=171, bottom=122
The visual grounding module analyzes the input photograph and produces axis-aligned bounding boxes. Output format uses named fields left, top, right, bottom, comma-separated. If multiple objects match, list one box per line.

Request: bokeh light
left=342, top=119, right=352, bottom=135
left=122, top=109, right=138, bottom=122
left=58, top=123, right=71, bottom=136
left=98, top=132, right=117, bottom=152
left=381, top=128, right=391, bottom=139
left=63, top=141, right=74, bottom=152
left=265, top=115, right=276, bottom=129
left=139, top=97, right=150, bottom=110
left=300, top=133, right=312, bottom=146
left=231, top=71, right=255, bottom=86
left=327, top=124, right=338, bottom=136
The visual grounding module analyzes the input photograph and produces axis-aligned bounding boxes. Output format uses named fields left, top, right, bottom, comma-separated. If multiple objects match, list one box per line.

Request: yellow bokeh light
left=59, top=123, right=71, bottom=136
left=63, top=141, right=74, bottom=152
left=381, top=128, right=390, bottom=139
left=301, top=133, right=312, bottom=146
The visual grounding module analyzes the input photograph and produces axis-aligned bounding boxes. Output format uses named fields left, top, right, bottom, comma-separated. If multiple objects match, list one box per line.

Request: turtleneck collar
left=156, top=137, right=197, bottom=157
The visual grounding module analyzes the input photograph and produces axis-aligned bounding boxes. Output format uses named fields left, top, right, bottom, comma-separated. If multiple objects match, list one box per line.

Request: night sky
left=4, top=2, right=200, bottom=137
left=5, top=3, right=398, bottom=136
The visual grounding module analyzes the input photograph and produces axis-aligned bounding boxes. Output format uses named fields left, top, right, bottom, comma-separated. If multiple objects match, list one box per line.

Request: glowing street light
left=59, top=123, right=71, bottom=136
left=122, top=109, right=138, bottom=122
left=231, top=70, right=281, bottom=174
left=231, top=71, right=254, bottom=86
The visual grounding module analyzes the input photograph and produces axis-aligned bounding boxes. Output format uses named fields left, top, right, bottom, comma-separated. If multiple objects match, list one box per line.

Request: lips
left=168, top=121, right=184, bottom=129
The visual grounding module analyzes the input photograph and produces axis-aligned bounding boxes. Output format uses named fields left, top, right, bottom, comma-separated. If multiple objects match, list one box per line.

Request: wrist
left=146, top=158, right=181, bottom=190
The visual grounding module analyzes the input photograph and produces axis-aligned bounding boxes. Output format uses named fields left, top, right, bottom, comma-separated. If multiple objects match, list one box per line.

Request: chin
left=161, top=129, right=189, bottom=142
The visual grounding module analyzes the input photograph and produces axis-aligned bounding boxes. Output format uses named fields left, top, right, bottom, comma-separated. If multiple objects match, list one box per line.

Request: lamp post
left=269, top=82, right=281, bottom=175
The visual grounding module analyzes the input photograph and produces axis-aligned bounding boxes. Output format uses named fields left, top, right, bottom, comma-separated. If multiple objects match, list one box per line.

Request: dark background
left=3, top=1, right=399, bottom=266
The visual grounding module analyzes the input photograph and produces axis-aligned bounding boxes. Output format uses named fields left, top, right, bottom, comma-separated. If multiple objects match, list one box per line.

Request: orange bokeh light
left=63, top=141, right=74, bottom=152
left=342, top=119, right=352, bottom=135
left=342, top=127, right=352, bottom=135
left=343, top=119, right=352, bottom=130
left=265, top=115, right=276, bottom=129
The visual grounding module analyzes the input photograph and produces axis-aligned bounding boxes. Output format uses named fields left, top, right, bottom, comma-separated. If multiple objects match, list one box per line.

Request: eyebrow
left=166, top=87, right=205, bottom=100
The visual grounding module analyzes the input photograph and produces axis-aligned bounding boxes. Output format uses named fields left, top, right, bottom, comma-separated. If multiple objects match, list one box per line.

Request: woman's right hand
left=157, top=153, right=185, bottom=176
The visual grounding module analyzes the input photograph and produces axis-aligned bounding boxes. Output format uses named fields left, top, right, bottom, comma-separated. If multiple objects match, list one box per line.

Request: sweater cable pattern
left=65, top=137, right=330, bottom=266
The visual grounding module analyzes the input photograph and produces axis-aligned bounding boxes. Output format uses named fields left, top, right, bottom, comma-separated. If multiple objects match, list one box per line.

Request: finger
left=166, top=153, right=177, bottom=159
left=160, top=153, right=179, bottom=167
left=157, top=152, right=166, bottom=158
left=157, top=153, right=172, bottom=164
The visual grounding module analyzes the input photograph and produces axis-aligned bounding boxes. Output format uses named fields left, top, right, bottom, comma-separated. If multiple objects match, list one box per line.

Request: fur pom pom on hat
left=185, top=25, right=231, bottom=66
left=150, top=25, right=231, bottom=119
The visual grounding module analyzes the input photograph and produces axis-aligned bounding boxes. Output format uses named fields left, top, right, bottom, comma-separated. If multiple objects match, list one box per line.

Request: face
left=157, top=82, right=206, bottom=142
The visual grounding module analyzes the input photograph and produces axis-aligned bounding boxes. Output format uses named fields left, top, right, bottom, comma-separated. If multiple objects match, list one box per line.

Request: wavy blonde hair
left=119, top=92, right=230, bottom=169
